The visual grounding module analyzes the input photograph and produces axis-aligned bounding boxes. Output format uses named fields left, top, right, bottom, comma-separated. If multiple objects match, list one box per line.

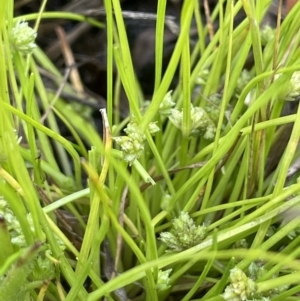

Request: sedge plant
left=1, top=0, right=300, bottom=300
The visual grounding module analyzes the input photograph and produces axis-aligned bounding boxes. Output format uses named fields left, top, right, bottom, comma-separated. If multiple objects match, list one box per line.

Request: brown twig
left=46, top=22, right=91, bottom=61
left=203, top=0, right=214, bottom=41
left=55, top=26, right=85, bottom=95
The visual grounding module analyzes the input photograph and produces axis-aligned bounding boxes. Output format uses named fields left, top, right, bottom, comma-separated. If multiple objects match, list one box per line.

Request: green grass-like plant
left=1, top=0, right=300, bottom=300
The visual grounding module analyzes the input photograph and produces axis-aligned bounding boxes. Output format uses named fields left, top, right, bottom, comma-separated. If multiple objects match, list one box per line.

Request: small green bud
left=11, top=20, right=37, bottom=54
left=169, top=105, right=217, bottom=140
left=248, top=262, right=266, bottom=281
left=159, top=231, right=183, bottom=251
left=168, top=108, right=182, bottom=129
left=123, top=122, right=136, bottom=136
left=159, top=91, right=175, bottom=116
left=191, top=106, right=206, bottom=129
left=203, top=123, right=216, bottom=140
left=132, top=139, right=144, bottom=152
left=195, top=69, right=210, bottom=85
left=114, top=136, right=134, bottom=152
left=148, top=122, right=160, bottom=135
left=260, top=25, right=275, bottom=46
left=113, top=135, right=144, bottom=165
left=160, top=212, right=207, bottom=251
left=156, top=269, right=172, bottom=291
left=222, top=267, right=257, bottom=301
left=286, top=71, right=300, bottom=101
left=232, top=239, right=248, bottom=249
left=124, top=122, right=145, bottom=142
left=160, top=194, right=172, bottom=211
left=190, top=107, right=216, bottom=139
left=113, top=120, right=147, bottom=165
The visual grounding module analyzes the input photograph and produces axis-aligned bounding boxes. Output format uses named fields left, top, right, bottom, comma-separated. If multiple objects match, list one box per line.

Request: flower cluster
left=159, top=211, right=207, bottom=251
left=162, top=91, right=228, bottom=140
left=159, top=91, right=231, bottom=140
left=113, top=118, right=160, bottom=165
left=222, top=267, right=257, bottom=301
left=10, top=20, right=37, bottom=54
left=169, top=104, right=217, bottom=139
left=222, top=262, right=290, bottom=301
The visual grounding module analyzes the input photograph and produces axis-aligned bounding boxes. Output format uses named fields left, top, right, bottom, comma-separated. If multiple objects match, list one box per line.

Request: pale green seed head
left=11, top=21, right=37, bottom=54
